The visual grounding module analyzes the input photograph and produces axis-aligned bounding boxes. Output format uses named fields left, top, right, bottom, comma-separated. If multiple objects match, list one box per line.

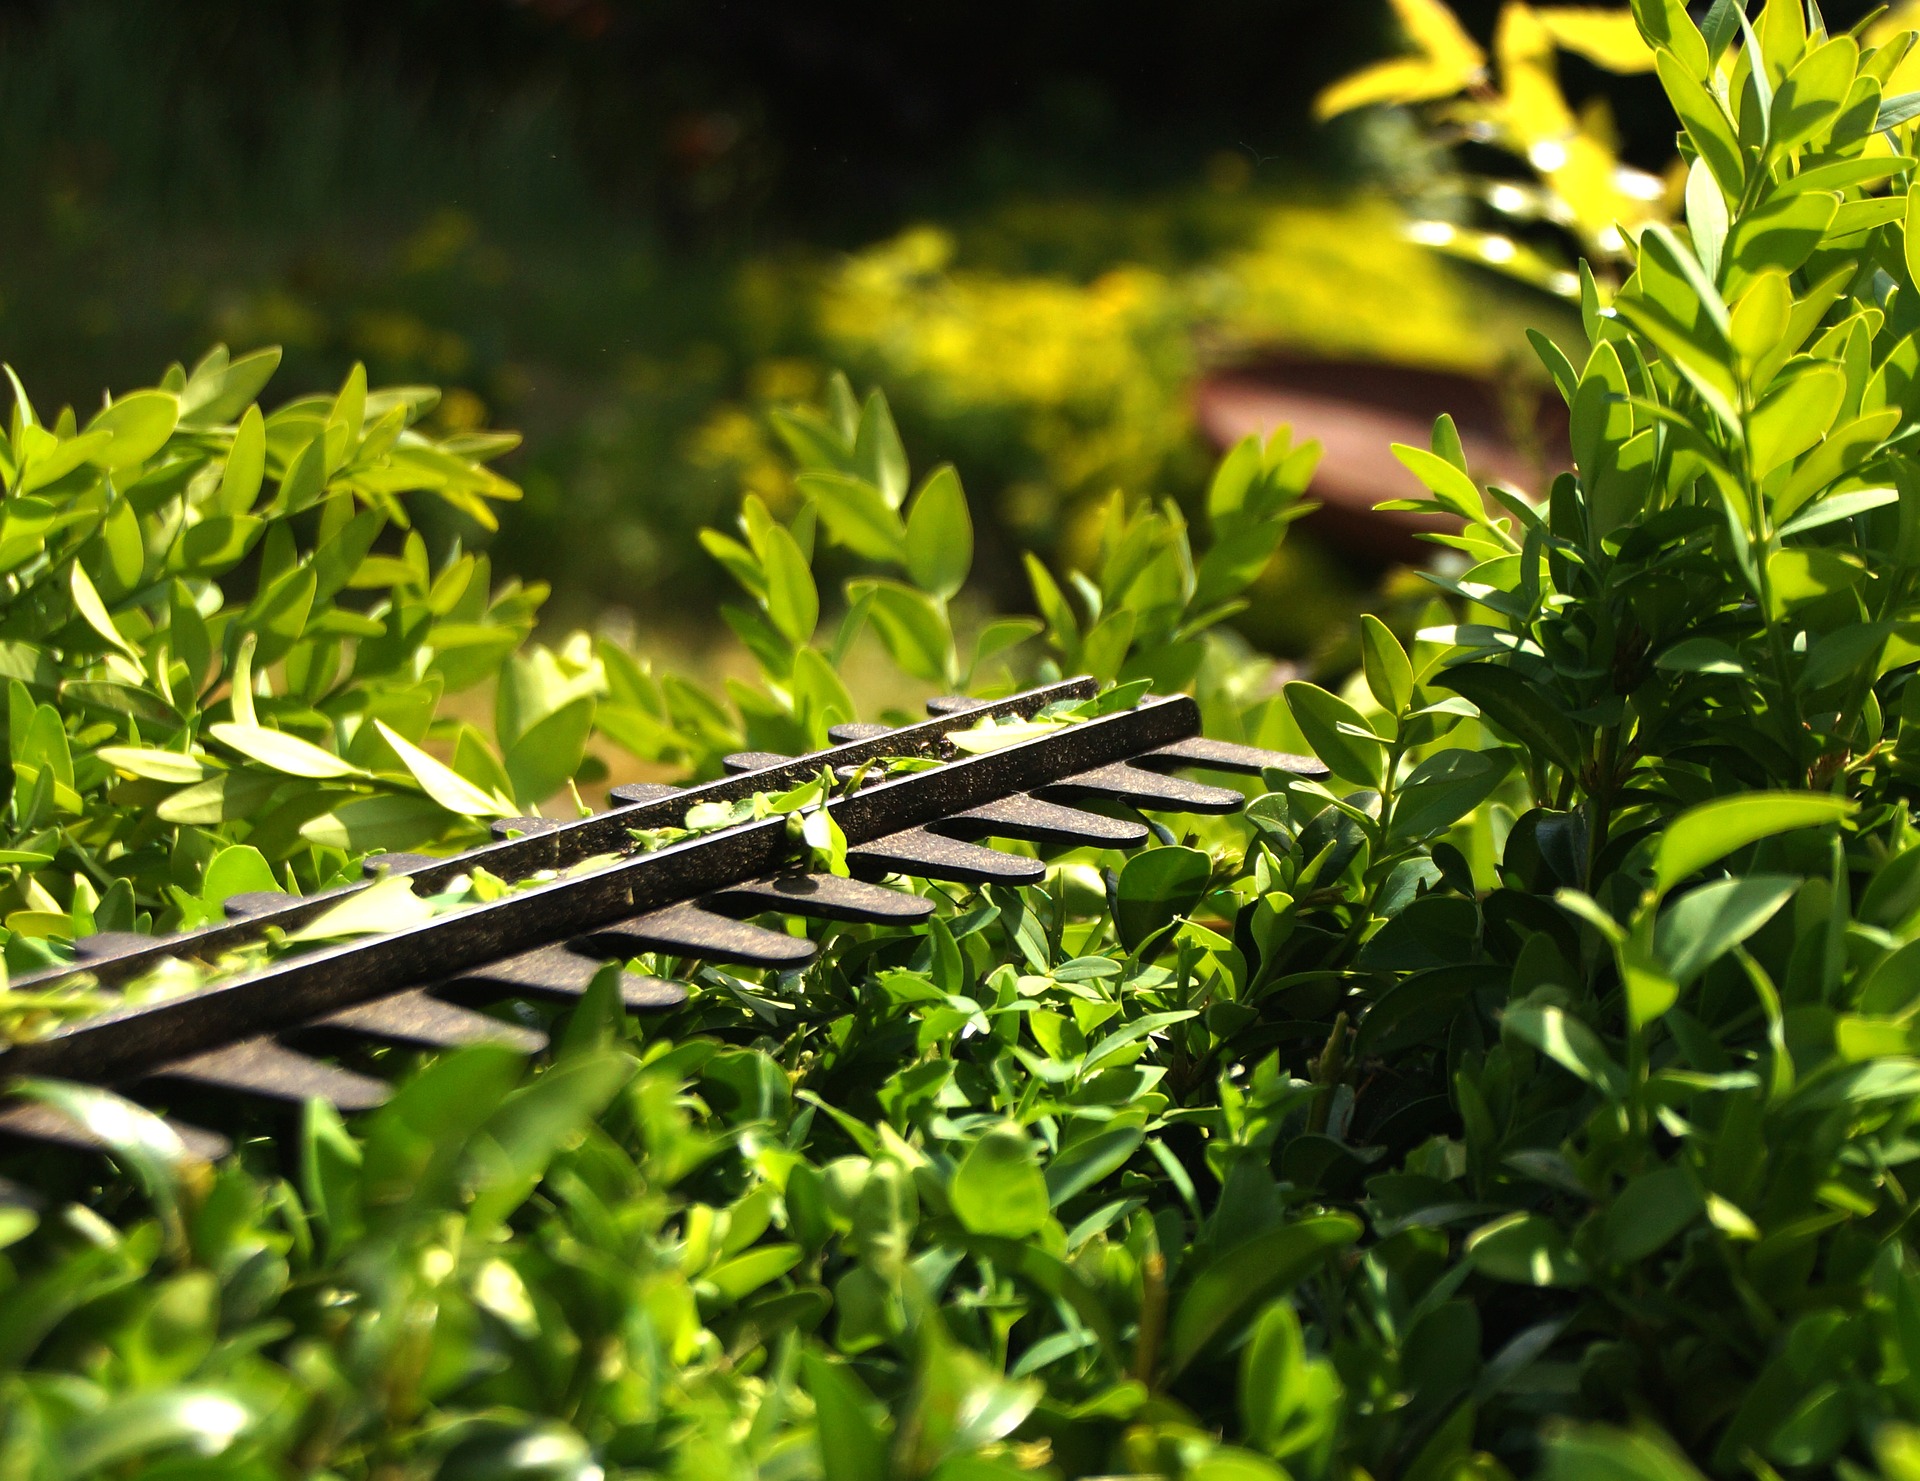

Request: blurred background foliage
left=0, top=0, right=1870, bottom=658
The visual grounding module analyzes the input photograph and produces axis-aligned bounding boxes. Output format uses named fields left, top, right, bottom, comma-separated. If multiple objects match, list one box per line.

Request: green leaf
left=801, top=1353, right=890, bottom=1481
left=1391, top=749, right=1511, bottom=843
left=1770, top=36, right=1857, bottom=155
left=10, top=1079, right=204, bottom=1233
left=464, top=1049, right=630, bottom=1233
left=761, top=521, right=818, bottom=645
left=297, top=793, right=450, bottom=854
left=207, top=722, right=365, bottom=779
left=1765, top=547, right=1865, bottom=616
left=852, top=389, right=908, bottom=507
left=86, top=389, right=180, bottom=471
left=1657, top=51, right=1744, bottom=199
left=1684, top=157, right=1729, bottom=282
left=503, top=695, right=594, bottom=807
left=169, top=514, right=263, bottom=576
left=217, top=405, right=266, bottom=514
left=1655, top=875, right=1799, bottom=984
left=68, top=562, right=136, bottom=658
left=1631, top=0, right=1710, bottom=80
left=95, top=746, right=207, bottom=784
left=58, top=1387, right=254, bottom=1475
left=201, top=844, right=281, bottom=905
left=17, top=429, right=111, bottom=492
left=1655, top=637, right=1745, bottom=674
left=290, top=875, right=433, bottom=942
left=1283, top=682, right=1385, bottom=788
left=1392, top=445, right=1484, bottom=521
left=155, top=769, right=282, bottom=825
left=1115, top=846, right=1212, bottom=952
left=950, top=1124, right=1051, bottom=1238
left=1167, top=1215, right=1362, bottom=1376
left=855, top=579, right=954, bottom=684
left=375, top=718, right=514, bottom=817
left=276, top=434, right=327, bottom=515
left=1542, top=1426, right=1709, bottom=1481
left=1467, top=1211, right=1586, bottom=1285
left=904, top=464, right=972, bottom=600
left=799, top=471, right=907, bottom=564
left=1724, top=191, right=1839, bottom=294
left=1652, top=792, right=1855, bottom=894
left=1749, top=365, right=1844, bottom=478
left=1504, top=1001, right=1626, bottom=1097
left=1603, top=1165, right=1702, bottom=1262
left=1360, top=614, right=1413, bottom=715
left=1045, top=1126, right=1144, bottom=1206
left=1432, top=663, right=1584, bottom=773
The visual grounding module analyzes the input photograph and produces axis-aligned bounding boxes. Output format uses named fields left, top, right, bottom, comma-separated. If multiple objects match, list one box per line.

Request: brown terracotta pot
left=1194, top=357, right=1571, bottom=565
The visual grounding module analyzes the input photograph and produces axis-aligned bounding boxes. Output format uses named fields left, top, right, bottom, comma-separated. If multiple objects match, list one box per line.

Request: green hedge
left=8, top=3, right=1920, bottom=1478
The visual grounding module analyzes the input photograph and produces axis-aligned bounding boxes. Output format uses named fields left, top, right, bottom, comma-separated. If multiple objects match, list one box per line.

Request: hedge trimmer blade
left=1, top=680, right=1321, bottom=1158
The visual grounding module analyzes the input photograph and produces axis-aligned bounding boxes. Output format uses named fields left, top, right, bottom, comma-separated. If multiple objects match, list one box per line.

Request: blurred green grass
left=0, top=0, right=1564, bottom=655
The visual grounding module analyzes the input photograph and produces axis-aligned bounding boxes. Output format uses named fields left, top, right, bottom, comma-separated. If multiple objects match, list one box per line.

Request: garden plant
left=11, top=2, right=1920, bottom=1477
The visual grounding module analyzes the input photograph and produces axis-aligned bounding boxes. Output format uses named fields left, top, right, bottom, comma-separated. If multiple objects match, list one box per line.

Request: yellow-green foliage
left=716, top=196, right=1540, bottom=555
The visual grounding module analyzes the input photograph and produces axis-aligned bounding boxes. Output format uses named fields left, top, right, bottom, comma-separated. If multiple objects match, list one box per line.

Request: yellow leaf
left=374, top=718, right=515, bottom=818
left=1315, top=58, right=1477, bottom=120
left=1498, top=4, right=1578, bottom=143
left=1313, top=0, right=1486, bottom=120
left=1393, top=0, right=1487, bottom=76
left=1536, top=7, right=1657, bottom=74
left=69, top=562, right=138, bottom=659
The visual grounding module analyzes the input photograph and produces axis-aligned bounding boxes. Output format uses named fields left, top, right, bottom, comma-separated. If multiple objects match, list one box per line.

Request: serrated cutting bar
left=0, top=682, right=1324, bottom=1158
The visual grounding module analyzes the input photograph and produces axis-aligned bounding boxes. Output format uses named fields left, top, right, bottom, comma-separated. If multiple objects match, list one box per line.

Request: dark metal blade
left=1142, top=736, right=1326, bottom=778
left=144, top=1037, right=392, bottom=1112
left=224, top=890, right=313, bottom=920
left=1039, top=762, right=1243, bottom=814
left=585, top=903, right=816, bottom=968
left=0, top=1101, right=232, bottom=1162
left=940, top=794, right=1149, bottom=848
left=827, top=722, right=894, bottom=742
left=448, top=944, right=687, bottom=1012
left=362, top=853, right=438, bottom=877
left=848, top=828, right=1045, bottom=885
left=706, top=872, right=934, bottom=925
left=492, top=816, right=562, bottom=840
left=72, top=931, right=173, bottom=966
left=608, top=782, right=682, bottom=806
left=722, top=752, right=794, bottom=774
left=304, top=989, right=549, bottom=1053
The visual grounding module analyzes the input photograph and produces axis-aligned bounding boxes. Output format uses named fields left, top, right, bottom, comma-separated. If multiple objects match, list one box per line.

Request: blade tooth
left=145, top=1037, right=392, bottom=1112
left=722, top=751, right=797, bottom=774
left=448, top=943, right=688, bottom=1013
left=304, top=988, right=548, bottom=1054
left=925, top=695, right=986, bottom=715
left=847, top=828, right=1045, bottom=886
left=706, top=872, right=934, bottom=925
left=0, top=1101, right=232, bottom=1162
left=362, top=852, right=438, bottom=877
left=221, top=891, right=302, bottom=920
left=1038, top=762, right=1243, bottom=815
left=71, top=931, right=171, bottom=966
left=1142, top=735, right=1327, bottom=779
left=585, top=903, right=816, bottom=969
left=609, top=782, right=682, bottom=806
left=491, top=816, right=563, bottom=841
left=0, top=1173, right=42, bottom=1211
left=828, top=722, right=894, bottom=743
left=941, top=794, right=1149, bottom=848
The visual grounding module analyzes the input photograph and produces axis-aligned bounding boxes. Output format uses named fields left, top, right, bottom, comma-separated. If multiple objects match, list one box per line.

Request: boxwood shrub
left=10, top=3, right=1920, bottom=1478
